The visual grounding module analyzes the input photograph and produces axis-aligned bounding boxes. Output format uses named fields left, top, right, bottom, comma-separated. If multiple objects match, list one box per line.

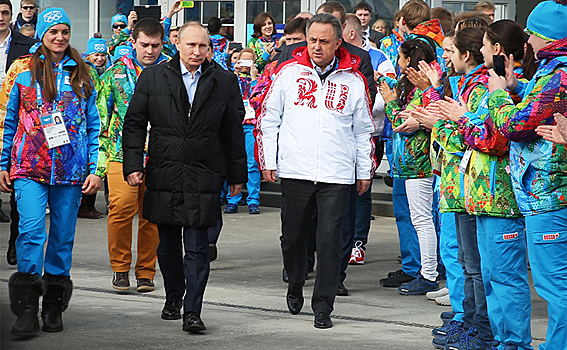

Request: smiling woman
left=1, top=7, right=101, bottom=337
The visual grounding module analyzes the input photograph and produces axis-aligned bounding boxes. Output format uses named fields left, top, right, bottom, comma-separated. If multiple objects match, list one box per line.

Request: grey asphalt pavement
left=0, top=193, right=547, bottom=349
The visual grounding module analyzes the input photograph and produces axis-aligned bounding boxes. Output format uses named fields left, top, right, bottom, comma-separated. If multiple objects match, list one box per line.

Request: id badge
left=243, top=99, right=255, bottom=120
left=433, top=149, right=444, bottom=176
left=458, top=148, right=473, bottom=174
left=41, top=112, right=70, bottom=149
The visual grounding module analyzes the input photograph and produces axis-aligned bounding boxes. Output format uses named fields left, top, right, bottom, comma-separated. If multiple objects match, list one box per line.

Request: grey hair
left=178, top=21, right=209, bottom=45
left=306, top=13, right=343, bottom=41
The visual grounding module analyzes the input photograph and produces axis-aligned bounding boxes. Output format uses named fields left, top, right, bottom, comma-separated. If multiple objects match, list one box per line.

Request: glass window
left=284, top=0, right=301, bottom=21
left=220, top=1, right=234, bottom=20
left=203, top=2, right=218, bottom=23
left=99, top=0, right=117, bottom=43
left=266, top=1, right=283, bottom=24
left=37, top=0, right=90, bottom=52
left=184, top=1, right=201, bottom=22
left=341, top=0, right=398, bottom=33
left=247, top=1, right=265, bottom=23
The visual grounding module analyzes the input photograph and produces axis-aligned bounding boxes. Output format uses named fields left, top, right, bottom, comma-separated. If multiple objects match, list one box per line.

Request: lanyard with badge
left=38, top=61, right=71, bottom=149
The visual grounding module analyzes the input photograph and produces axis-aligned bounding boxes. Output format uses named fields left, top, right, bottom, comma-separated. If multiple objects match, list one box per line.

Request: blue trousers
left=525, top=209, right=567, bottom=350
left=476, top=216, right=532, bottom=349
left=14, top=178, right=83, bottom=276
left=227, top=124, right=260, bottom=206
left=440, top=212, right=465, bottom=322
left=392, top=178, right=420, bottom=277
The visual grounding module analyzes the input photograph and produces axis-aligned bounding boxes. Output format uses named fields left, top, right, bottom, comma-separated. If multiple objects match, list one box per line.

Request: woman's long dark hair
left=252, top=12, right=276, bottom=39
left=31, top=44, right=94, bottom=102
left=398, top=39, right=436, bottom=105
left=486, top=19, right=536, bottom=80
left=454, top=27, right=486, bottom=67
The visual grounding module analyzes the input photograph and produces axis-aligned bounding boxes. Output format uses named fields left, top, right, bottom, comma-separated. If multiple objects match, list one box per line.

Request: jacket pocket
left=531, top=231, right=567, bottom=244
left=494, top=229, right=524, bottom=244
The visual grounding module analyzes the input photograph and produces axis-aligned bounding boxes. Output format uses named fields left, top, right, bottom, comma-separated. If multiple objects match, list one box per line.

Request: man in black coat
left=0, top=0, right=37, bottom=265
left=276, top=1, right=376, bottom=104
left=122, top=22, right=247, bottom=333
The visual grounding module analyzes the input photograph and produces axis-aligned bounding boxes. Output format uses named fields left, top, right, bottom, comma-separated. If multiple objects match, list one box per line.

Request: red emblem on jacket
left=294, top=78, right=318, bottom=109
left=324, top=81, right=349, bottom=113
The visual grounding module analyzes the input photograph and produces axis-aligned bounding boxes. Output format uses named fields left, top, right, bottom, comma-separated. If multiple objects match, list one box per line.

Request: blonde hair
left=239, top=47, right=257, bottom=61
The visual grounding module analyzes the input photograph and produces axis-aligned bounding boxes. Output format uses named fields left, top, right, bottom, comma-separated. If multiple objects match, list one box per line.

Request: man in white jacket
left=256, top=13, right=375, bottom=329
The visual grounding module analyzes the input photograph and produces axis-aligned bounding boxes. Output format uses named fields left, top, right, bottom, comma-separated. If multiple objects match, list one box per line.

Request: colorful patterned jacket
left=385, top=88, right=433, bottom=179
left=379, top=29, right=404, bottom=68
left=237, top=72, right=257, bottom=125
left=211, top=34, right=228, bottom=70
left=0, top=56, right=100, bottom=185
left=95, top=51, right=168, bottom=177
left=247, top=36, right=278, bottom=74
left=490, top=38, right=567, bottom=216
left=453, top=65, right=521, bottom=217
left=431, top=118, right=466, bottom=212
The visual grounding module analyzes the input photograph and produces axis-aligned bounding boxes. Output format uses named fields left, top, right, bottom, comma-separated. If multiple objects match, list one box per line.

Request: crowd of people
left=0, top=0, right=566, bottom=349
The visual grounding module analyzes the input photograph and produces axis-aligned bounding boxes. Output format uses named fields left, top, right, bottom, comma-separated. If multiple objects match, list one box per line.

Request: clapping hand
left=438, top=96, right=468, bottom=123
left=379, top=80, right=397, bottom=104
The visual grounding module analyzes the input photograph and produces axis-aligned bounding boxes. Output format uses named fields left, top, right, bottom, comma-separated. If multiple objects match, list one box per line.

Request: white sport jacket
left=256, top=46, right=376, bottom=185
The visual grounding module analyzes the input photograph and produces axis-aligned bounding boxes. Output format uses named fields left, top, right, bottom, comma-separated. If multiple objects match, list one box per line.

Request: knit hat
left=526, top=0, right=567, bottom=41
left=36, top=8, right=71, bottom=41
left=86, top=37, right=107, bottom=56
left=113, top=45, right=132, bottom=62
left=111, top=13, right=128, bottom=28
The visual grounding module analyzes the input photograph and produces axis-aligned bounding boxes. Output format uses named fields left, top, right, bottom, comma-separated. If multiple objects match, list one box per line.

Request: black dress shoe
left=183, top=312, right=206, bottom=333
left=337, top=280, right=349, bottom=296
left=286, top=293, right=304, bottom=315
left=7, top=242, right=17, bottom=266
left=314, top=311, right=332, bottom=329
left=161, top=301, right=182, bottom=320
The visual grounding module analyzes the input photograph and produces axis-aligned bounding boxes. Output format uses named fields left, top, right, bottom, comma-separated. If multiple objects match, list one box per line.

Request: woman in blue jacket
left=0, top=8, right=101, bottom=336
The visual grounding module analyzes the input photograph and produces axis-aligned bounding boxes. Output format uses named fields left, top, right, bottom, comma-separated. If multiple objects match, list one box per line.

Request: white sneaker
left=435, top=294, right=451, bottom=306
left=426, top=287, right=449, bottom=300
left=348, top=241, right=365, bottom=265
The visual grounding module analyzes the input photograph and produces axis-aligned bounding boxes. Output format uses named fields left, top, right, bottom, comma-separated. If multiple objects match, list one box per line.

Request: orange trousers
left=107, top=161, right=159, bottom=279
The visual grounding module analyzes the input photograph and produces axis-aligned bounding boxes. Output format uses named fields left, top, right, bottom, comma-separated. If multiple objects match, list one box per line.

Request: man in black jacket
left=122, top=21, right=247, bottom=334
left=276, top=1, right=376, bottom=104
left=0, top=0, right=37, bottom=265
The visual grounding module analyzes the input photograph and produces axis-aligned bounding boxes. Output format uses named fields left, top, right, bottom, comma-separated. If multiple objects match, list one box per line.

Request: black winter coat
left=6, top=30, right=37, bottom=73
left=122, top=55, right=248, bottom=229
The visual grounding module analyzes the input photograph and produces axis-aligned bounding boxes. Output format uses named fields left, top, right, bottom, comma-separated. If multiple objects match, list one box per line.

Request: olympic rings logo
left=43, top=11, right=63, bottom=23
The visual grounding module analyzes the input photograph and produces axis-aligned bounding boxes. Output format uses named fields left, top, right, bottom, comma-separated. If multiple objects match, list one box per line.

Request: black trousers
left=156, top=224, right=210, bottom=315
left=280, top=178, right=351, bottom=314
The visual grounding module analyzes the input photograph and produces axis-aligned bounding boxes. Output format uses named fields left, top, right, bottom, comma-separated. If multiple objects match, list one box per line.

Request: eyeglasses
left=113, top=24, right=126, bottom=29
left=21, top=6, right=35, bottom=10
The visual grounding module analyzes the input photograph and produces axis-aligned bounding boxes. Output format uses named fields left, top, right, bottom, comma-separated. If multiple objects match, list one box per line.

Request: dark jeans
left=280, top=178, right=351, bottom=314
left=340, top=185, right=357, bottom=283
left=454, top=212, right=492, bottom=341
left=353, top=182, right=372, bottom=247
left=157, top=224, right=210, bottom=315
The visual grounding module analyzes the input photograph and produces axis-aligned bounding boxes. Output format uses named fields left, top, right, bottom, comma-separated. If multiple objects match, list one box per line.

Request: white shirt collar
left=311, top=56, right=337, bottom=75
left=0, top=30, right=12, bottom=48
left=180, top=61, right=202, bottom=78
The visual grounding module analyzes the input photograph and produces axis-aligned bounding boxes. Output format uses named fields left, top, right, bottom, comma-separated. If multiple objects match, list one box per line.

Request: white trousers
left=405, top=177, right=438, bottom=281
